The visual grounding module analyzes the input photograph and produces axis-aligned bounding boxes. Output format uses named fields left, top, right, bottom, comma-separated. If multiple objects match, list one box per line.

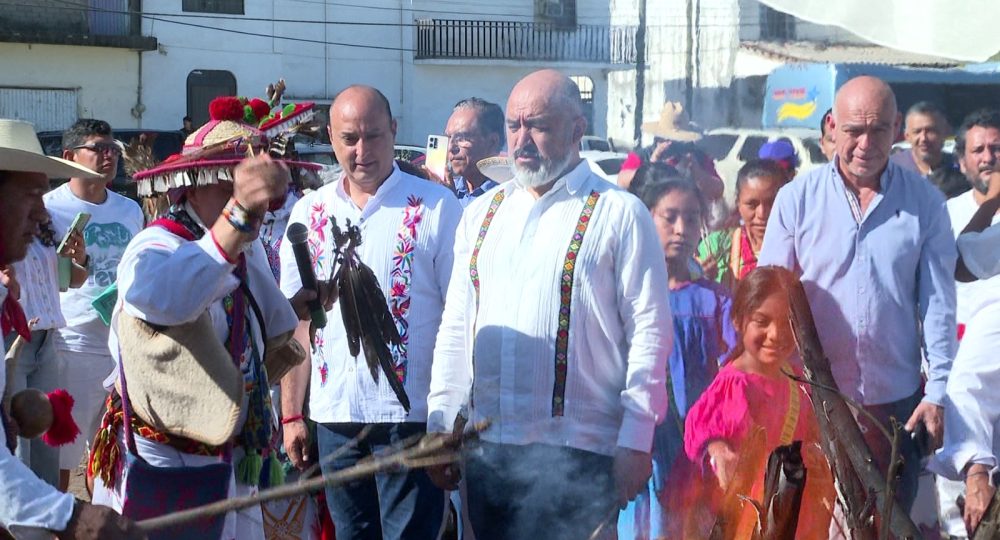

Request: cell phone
left=425, top=135, right=449, bottom=182
left=57, top=212, right=91, bottom=255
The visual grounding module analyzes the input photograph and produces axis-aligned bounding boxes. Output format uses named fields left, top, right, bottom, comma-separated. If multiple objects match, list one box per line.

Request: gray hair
left=454, top=97, right=505, bottom=148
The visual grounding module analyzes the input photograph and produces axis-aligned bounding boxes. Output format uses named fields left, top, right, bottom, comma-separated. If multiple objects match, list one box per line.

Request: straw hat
left=116, top=311, right=244, bottom=445
left=641, top=102, right=702, bottom=142
left=131, top=96, right=320, bottom=198
left=0, top=119, right=101, bottom=179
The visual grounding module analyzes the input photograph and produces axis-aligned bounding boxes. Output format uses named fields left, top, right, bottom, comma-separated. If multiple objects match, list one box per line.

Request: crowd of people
left=1, top=67, right=1000, bottom=540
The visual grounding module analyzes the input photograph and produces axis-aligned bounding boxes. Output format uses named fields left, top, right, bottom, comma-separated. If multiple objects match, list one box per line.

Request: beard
left=511, top=149, right=575, bottom=190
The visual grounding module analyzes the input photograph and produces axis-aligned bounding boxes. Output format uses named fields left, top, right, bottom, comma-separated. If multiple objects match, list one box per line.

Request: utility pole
left=685, top=0, right=694, bottom=114
left=632, top=0, right=648, bottom=145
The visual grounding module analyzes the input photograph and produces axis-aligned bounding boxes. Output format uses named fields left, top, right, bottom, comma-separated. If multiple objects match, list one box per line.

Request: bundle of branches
left=137, top=420, right=489, bottom=533
left=331, top=217, right=411, bottom=412
left=780, top=278, right=920, bottom=539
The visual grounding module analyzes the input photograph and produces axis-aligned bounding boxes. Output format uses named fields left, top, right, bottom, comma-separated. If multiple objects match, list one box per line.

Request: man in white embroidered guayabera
left=0, top=118, right=142, bottom=540
left=426, top=69, right=673, bottom=540
left=932, top=167, right=1000, bottom=536
left=279, top=85, right=463, bottom=540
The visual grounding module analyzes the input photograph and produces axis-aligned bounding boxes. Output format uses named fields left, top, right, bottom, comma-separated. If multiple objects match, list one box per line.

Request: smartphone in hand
left=425, top=135, right=449, bottom=182
left=57, top=211, right=91, bottom=255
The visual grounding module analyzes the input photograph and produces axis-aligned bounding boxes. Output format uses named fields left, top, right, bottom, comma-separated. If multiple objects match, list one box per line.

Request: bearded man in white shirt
left=280, top=85, right=463, bottom=540
left=426, top=69, right=673, bottom=540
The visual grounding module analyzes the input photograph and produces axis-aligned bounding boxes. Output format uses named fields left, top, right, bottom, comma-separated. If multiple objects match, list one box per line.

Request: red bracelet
left=281, top=414, right=306, bottom=425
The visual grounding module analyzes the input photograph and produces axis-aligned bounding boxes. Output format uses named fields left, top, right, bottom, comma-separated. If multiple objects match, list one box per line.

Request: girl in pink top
left=678, top=266, right=835, bottom=539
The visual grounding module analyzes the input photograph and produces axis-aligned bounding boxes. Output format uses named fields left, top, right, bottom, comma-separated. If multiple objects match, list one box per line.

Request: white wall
left=0, top=42, right=140, bottom=130
left=140, top=0, right=614, bottom=144
left=607, top=0, right=739, bottom=146
left=404, top=64, right=608, bottom=146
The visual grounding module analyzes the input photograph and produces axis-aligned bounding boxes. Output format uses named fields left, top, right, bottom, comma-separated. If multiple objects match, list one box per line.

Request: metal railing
left=415, top=19, right=637, bottom=64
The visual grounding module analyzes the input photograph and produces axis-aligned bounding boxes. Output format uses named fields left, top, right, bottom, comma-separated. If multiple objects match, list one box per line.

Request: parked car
left=698, top=127, right=828, bottom=200
left=581, top=150, right=628, bottom=183
left=581, top=135, right=616, bottom=153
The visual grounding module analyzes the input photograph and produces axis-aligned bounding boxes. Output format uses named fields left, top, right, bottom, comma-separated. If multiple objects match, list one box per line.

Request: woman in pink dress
left=677, top=266, right=835, bottom=539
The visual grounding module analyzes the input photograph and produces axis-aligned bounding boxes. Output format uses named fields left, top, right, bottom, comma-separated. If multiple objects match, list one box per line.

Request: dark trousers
left=317, top=422, right=445, bottom=540
left=465, top=441, right=617, bottom=540
left=857, top=391, right=923, bottom=512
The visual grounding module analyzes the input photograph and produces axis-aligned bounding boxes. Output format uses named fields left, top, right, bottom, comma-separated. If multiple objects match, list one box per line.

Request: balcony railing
left=415, top=19, right=637, bottom=64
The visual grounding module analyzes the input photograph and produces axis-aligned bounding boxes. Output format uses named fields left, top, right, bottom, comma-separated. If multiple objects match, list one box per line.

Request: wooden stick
left=782, top=278, right=921, bottom=539
left=879, top=419, right=903, bottom=540
left=137, top=421, right=489, bottom=532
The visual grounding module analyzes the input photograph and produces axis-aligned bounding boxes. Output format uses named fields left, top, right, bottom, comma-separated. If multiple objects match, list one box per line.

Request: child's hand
left=706, top=440, right=739, bottom=491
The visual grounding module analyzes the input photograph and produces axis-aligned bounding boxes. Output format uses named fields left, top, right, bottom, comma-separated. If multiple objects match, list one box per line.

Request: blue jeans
left=465, top=441, right=616, bottom=540
left=317, top=422, right=445, bottom=540
left=5, top=329, right=61, bottom=487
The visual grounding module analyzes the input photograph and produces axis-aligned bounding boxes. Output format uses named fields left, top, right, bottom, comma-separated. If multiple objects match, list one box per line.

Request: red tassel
left=209, top=96, right=246, bottom=122
left=248, top=98, right=271, bottom=123
left=42, top=389, right=80, bottom=447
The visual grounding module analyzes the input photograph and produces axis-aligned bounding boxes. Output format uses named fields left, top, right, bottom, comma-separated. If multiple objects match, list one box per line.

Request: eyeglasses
left=447, top=132, right=483, bottom=148
left=72, top=142, right=121, bottom=157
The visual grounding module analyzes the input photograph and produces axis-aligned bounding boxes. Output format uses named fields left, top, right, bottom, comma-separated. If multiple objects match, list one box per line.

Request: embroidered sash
left=778, top=370, right=801, bottom=447
left=388, top=196, right=424, bottom=384
left=552, top=190, right=601, bottom=416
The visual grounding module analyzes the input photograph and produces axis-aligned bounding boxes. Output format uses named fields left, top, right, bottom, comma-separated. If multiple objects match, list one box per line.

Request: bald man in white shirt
left=426, top=70, right=673, bottom=540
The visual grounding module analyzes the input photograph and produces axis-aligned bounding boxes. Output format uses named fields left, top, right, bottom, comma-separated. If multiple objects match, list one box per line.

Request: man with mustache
left=930, top=108, right=1000, bottom=537
left=0, top=118, right=143, bottom=539
left=445, top=97, right=504, bottom=205
left=426, top=69, right=672, bottom=539
left=759, top=76, right=957, bottom=518
left=890, top=101, right=968, bottom=198
left=43, top=119, right=144, bottom=490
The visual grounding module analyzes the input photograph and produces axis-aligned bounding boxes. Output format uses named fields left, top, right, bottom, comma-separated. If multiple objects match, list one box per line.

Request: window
left=182, top=0, right=244, bottom=15
left=535, top=0, right=576, bottom=27
left=698, top=134, right=738, bottom=161
left=759, top=5, right=795, bottom=41
left=737, top=136, right=768, bottom=162
left=570, top=75, right=594, bottom=135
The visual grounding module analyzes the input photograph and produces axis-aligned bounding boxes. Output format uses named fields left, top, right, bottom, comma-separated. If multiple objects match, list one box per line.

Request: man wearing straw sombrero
left=641, top=102, right=724, bottom=202
left=0, top=118, right=143, bottom=539
left=87, top=96, right=321, bottom=540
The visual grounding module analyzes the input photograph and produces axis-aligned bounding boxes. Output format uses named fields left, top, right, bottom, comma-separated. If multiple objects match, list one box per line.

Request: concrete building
left=0, top=0, right=157, bottom=131
left=1, top=0, right=635, bottom=146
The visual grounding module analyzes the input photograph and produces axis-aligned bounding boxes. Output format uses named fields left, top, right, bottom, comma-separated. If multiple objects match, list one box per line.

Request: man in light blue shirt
left=759, top=76, right=957, bottom=512
left=445, top=97, right=504, bottom=206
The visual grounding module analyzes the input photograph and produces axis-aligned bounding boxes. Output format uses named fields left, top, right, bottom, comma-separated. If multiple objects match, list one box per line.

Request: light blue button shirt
left=759, top=160, right=957, bottom=406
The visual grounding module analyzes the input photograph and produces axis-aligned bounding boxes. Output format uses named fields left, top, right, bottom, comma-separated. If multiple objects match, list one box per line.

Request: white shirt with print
left=44, top=184, right=143, bottom=353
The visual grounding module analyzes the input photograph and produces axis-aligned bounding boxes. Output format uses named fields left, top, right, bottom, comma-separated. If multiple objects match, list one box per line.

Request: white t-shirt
left=44, top=184, right=144, bottom=353
left=946, top=191, right=1000, bottom=327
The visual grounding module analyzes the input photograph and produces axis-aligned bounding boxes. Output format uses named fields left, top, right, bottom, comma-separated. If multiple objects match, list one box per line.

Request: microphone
left=286, top=222, right=327, bottom=329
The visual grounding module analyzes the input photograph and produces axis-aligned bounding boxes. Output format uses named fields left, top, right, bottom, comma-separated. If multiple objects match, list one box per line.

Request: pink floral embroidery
left=308, top=202, right=330, bottom=276
left=388, top=196, right=423, bottom=383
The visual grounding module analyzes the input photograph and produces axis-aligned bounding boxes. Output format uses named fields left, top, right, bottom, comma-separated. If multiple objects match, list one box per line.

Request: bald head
left=834, top=76, right=897, bottom=124
left=328, top=85, right=397, bottom=189
left=828, top=76, right=901, bottom=184
left=509, top=69, right=585, bottom=117
left=506, top=70, right=587, bottom=190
